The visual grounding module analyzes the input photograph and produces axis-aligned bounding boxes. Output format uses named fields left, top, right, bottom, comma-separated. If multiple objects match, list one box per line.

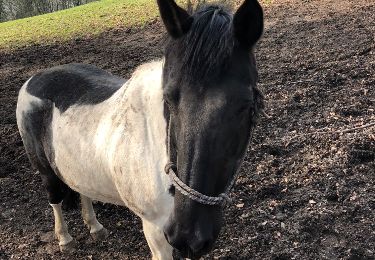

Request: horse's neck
left=105, top=60, right=172, bottom=218
left=113, top=60, right=167, bottom=141
left=111, top=60, right=168, bottom=162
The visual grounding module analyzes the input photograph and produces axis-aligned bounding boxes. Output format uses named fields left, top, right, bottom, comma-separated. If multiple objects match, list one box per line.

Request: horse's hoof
left=91, top=227, right=109, bottom=241
left=59, top=240, right=76, bottom=253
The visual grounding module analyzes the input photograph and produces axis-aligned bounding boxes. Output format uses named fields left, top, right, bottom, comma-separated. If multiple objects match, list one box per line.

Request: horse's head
left=157, top=0, right=264, bottom=258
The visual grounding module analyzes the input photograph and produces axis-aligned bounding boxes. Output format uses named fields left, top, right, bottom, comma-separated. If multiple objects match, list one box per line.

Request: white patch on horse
left=16, top=78, right=42, bottom=132
left=50, top=60, right=173, bottom=221
left=143, top=219, right=173, bottom=260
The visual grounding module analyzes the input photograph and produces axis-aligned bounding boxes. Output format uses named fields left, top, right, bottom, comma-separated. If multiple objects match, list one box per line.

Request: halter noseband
left=165, top=162, right=233, bottom=206
left=165, top=115, right=240, bottom=206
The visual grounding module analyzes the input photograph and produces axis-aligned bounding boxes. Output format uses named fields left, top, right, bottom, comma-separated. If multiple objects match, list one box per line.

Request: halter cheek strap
left=165, top=114, right=241, bottom=206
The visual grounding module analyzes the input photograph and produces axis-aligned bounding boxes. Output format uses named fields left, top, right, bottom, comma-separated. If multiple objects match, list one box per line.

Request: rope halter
left=165, top=112, right=242, bottom=206
left=164, top=162, right=233, bottom=206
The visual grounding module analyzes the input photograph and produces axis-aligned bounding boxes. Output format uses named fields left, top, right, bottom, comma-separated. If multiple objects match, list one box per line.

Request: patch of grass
left=0, top=0, right=159, bottom=50
left=0, top=0, right=273, bottom=50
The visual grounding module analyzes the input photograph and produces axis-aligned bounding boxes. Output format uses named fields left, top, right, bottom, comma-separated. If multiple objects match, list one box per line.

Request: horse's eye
left=164, top=95, right=174, bottom=109
left=164, top=89, right=180, bottom=107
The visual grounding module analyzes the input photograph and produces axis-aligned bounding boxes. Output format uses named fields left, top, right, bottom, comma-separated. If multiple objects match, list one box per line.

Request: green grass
left=0, top=0, right=159, bottom=50
left=0, top=0, right=273, bottom=50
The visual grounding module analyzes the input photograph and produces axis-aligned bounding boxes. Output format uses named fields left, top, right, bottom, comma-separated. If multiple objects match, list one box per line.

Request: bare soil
left=0, top=0, right=374, bottom=259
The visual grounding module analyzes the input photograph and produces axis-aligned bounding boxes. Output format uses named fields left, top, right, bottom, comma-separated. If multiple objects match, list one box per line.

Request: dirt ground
left=0, top=0, right=374, bottom=259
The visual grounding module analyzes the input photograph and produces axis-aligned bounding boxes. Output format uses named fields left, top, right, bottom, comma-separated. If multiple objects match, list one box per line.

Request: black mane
left=166, top=5, right=234, bottom=84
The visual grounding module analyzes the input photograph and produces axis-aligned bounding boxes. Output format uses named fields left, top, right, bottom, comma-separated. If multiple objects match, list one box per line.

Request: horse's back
left=16, top=63, right=127, bottom=204
left=16, top=63, right=126, bottom=167
left=25, top=63, right=125, bottom=112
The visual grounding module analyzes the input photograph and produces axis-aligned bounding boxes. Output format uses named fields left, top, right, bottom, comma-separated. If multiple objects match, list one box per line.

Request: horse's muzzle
left=164, top=229, right=214, bottom=259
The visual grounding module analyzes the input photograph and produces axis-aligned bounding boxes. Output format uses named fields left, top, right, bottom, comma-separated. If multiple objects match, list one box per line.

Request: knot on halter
left=164, top=162, right=232, bottom=206
left=218, top=193, right=232, bottom=205
left=164, top=162, right=176, bottom=175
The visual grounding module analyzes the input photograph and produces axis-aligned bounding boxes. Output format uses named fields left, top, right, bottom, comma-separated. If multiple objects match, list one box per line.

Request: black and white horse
left=16, top=0, right=264, bottom=259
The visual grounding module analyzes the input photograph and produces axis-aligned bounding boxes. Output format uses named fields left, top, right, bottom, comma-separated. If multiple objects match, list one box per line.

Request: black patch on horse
left=27, top=63, right=126, bottom=113
left=20, top=101, right=78, bottom=208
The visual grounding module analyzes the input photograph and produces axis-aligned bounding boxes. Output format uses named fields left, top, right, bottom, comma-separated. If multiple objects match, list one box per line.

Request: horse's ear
left=156, top=0, right=193, bottom=38
left=233, top=0, right=264, bottom=49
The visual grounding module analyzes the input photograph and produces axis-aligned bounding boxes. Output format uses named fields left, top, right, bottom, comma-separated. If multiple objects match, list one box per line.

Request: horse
left=16, top=0, right=264, bottom=259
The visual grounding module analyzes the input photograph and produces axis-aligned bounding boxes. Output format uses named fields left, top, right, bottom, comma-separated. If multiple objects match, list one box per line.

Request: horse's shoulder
left=26, top=63, right=126, bottom=112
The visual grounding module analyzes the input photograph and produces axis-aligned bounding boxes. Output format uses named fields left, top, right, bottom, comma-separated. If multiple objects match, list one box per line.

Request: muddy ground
left=0, top=0, right=374, bottom=259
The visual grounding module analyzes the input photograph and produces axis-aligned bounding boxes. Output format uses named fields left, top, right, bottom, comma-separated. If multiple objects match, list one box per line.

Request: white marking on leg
left=50, top=203, right=73, bottom=246
left=81, top=195, right=104, bottom=234
left=143, top=219, right=173, bottom=260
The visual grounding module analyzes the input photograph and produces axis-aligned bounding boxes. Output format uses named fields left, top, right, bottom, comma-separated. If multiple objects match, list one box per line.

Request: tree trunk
left=0, top=0, right=5, bottom=22
left=1, top=0, right=98, bottom=22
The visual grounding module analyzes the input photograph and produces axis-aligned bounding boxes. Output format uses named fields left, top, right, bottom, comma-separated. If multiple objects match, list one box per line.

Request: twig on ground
left=261, top=110, right=271, bottom=119
left=15, top=151, right=26, bottom=161
left=7, top=131, right=20, bottom=138
left=285, top=122, right=375, bottom=146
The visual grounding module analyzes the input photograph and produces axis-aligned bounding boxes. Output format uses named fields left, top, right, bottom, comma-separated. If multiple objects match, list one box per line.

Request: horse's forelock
left=168, top=5, right=234, bottom=85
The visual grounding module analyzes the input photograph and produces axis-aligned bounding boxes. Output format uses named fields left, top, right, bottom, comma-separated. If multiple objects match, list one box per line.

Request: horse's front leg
left=50, top=202, right=74, bottom=252
left=143, top=219, right=173, bottom=260
left=80, top=195, right=109, bottom=241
